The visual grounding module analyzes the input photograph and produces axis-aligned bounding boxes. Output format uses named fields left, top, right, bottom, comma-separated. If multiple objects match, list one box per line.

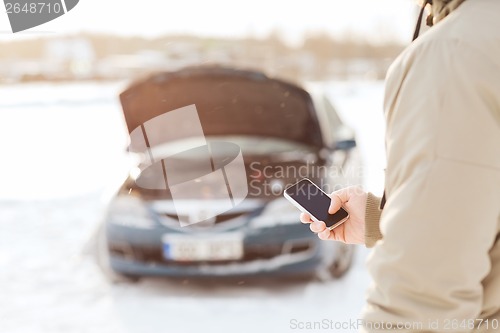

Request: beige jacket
left=361, top=0, right=500, bottom=331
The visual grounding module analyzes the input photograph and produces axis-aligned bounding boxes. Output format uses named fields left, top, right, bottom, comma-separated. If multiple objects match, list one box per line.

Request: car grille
left=163, top=212, right=246, bottom=225
left=109, top=241, right=313, bottom=266
left=153, top=199, right=266, bottom=230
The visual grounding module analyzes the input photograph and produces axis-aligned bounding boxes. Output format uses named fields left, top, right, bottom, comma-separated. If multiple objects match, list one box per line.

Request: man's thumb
left=328, top=193, right=343, bottom=214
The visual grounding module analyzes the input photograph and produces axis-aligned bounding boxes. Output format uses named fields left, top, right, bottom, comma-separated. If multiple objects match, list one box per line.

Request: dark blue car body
left=103, top=66, right=358, bottom=279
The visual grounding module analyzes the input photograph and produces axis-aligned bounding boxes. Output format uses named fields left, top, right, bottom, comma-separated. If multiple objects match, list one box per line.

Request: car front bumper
left=106, top=222, right=324, bottom=277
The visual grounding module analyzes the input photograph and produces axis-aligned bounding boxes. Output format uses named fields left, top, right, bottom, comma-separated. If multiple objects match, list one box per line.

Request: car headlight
left=107, top=195, right=156, bottom=229
left=250, top=197, right=301, bottom=228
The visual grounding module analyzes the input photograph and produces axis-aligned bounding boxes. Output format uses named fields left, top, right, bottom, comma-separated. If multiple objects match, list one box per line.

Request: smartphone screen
left=285, top=179, right=349, bottom=228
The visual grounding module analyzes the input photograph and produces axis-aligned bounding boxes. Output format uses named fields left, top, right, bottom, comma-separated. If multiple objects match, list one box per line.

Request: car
left=95, top=66, right=360, bottom=282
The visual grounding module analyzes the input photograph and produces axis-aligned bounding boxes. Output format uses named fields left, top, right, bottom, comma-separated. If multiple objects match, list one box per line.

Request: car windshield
left=120, top=72, right=324, bottom=148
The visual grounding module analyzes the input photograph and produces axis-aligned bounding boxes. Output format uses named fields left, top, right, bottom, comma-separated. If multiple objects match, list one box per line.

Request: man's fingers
left=318, top=225, right=345, bottom=242
left=318, top=228, right=334, bottom=240
left=310, top=221, right=326, bottom=233
left=300, top=212, right=312, bottom=224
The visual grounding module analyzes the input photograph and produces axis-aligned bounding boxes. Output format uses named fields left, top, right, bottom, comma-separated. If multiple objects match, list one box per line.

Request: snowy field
left=0, top=81, right=385, bottom=333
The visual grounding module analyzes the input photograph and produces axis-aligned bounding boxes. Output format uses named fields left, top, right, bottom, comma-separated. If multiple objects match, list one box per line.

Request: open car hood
left=119, top=66, right=324, bottom=149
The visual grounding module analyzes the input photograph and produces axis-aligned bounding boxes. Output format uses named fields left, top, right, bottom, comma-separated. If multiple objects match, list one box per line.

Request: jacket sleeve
left=365, top=193, right=383, bottom=248
left=361, top=37, right=500, bottom=332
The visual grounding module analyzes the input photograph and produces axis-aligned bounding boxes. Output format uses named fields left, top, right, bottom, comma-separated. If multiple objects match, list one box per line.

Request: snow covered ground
left=0, top=81, right=386, bottom=333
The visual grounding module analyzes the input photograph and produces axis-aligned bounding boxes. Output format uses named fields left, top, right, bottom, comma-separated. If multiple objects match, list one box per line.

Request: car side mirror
left=320, top=139, right=357, bottom=168
left=334, top=139, right=356, bottom=151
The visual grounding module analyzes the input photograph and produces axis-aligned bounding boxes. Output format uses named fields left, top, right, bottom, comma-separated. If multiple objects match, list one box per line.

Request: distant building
left=44, top=38, right=96, bottom=79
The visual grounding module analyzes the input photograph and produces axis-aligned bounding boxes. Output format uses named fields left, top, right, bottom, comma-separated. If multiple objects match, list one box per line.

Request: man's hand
left=299, top=186, right=367, bottom=244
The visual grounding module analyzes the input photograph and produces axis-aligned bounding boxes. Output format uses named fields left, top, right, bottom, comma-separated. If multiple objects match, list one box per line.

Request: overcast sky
left=0, top=0, right=417, bottom=44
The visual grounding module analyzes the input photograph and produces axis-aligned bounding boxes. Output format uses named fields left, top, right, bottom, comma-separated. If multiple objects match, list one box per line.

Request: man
left=300, top=0, right=500, bottom=331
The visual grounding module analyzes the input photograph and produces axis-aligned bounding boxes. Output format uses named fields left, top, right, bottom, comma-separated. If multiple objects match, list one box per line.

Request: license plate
left=162, top=233, right=243, bottom=261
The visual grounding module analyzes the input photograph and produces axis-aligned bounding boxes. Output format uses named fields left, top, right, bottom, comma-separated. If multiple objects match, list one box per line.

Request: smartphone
left=284, top=178, right=349, bottom=230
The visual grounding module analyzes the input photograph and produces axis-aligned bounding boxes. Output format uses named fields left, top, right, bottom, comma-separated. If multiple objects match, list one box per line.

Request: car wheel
left=316, top=242, right=355, bottom=281
left=93, top=222, right=142, bottom=284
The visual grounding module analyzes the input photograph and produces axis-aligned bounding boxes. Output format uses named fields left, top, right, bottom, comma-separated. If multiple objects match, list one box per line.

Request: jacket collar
left=432, top=0, right=467, bottom=23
